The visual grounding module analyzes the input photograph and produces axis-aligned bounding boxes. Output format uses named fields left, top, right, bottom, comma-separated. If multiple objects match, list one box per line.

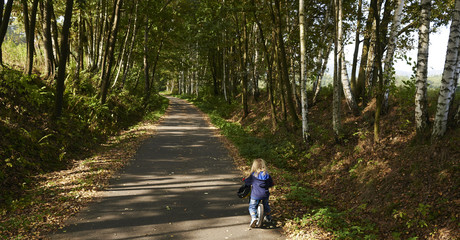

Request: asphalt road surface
left=50, top=96, right=284, bottom=240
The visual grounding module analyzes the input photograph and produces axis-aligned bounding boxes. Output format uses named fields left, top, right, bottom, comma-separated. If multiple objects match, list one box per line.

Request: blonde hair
left=250, top=158, right=267, bottom=176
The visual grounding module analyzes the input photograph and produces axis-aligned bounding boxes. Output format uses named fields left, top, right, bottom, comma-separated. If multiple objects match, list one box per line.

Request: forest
left=0, top=0, right=459, bottom=239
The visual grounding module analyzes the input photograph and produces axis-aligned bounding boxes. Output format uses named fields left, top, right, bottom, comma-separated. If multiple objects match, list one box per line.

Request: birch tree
left=415, top=0, right=431, bottom=137
left=341, top=55, right=360, bottom=115
left=333, top=0, right=342, bottom=138
left=299, top=0, right=309, bottom=142
left=432, top=0, right=460, bottom=138
left=382, top=0, right=405, bottom=112
left=100, top=0, right=123, bottom=104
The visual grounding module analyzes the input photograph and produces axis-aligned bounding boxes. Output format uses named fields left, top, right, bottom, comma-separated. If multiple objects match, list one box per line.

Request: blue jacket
left=244, top=171, right=274, bottom=200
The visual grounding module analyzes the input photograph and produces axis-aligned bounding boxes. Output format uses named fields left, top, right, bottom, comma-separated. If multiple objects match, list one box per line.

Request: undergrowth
left=182, top=94, right=379, bottom=239
left=0, top=69, right=167, bottom=207
left=181, top=88, right=459, bottom=239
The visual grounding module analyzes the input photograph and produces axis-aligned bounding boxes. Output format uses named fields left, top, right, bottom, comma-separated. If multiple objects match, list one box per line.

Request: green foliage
left=286, top=183, right=322, bottom=206
left=2, top=40, right=26, bottom=67
left=391, top=203, right=435, bottom=239
left=0, top=69, right=168, bottom=205
left=295, top=206, right=377, bottom=239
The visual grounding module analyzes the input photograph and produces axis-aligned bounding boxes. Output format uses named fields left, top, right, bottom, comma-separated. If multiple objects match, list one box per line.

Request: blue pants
left=249, top=198, right=270, bottom=219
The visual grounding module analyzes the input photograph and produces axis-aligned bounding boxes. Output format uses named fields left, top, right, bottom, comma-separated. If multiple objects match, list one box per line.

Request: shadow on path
left=49, top=97, right=284, bottom=240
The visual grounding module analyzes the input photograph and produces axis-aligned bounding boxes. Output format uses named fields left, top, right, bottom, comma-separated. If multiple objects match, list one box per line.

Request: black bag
left=237, top=184, right=251, bottom=198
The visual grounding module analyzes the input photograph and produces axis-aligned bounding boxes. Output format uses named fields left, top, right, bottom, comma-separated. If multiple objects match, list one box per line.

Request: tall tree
left=415, top=0, right=431, bottom=138
left=299, top=0, right=309, bottom=142
left=0, top=0, right=14, bottom=65
left=121, top=0, right=139, bottom=89
left=236, top=11, right=249, bottom=118
left=355, top=0, right=376, bottom=102
left=273, top=0, right=299, bottom=123
left=372, top=0, right=385, bottom=143
left=382, top=0, right=406, bottom=112
left=23, top=0, right=40, bottom=75
left=252, top=0, right=277, bottom=129
left=333, top=0, right=342, bottom=139
left=432, top=0, right=460, bottom=138
left=350, top=0, right=363, bottom=94
left=143, top=17, right=150, bottom=102
left=340, top=54, right=360, bottom=115
left=100, top=0, right=123, bottom=104
left=54, top=0, right=74, bottom=118
left=40, top=0, right=55, bottom=78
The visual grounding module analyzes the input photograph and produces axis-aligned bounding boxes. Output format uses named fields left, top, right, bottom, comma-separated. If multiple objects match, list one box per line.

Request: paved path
left=50, top=97, right=284, bottom=240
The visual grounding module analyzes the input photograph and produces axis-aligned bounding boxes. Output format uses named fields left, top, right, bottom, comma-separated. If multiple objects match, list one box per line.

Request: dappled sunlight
left=156, top=126, right=217, bottom=130
left=49, top=97, right=283, bottom=239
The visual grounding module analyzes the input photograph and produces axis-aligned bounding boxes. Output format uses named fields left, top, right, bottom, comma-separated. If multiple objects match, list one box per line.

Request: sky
left=335, top=25, right=450, bottom=77
left=393, top=25, right=449, bottom=76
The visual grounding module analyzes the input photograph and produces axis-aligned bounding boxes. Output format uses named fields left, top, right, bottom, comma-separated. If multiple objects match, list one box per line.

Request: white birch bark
left=341, top=55, right=360, bottom=115
left=112, top=17, right=132, bottom=88
left=415, top=0, right=431, bottom=135
left=432, top=0, right=460, bottom=138
left=333, top=0, right=342, bottom=137
left=299, top=0, right=309, bottom=142
left=383, top=0, right=405, bottom=111
left=313, top=40, right=332, bottom=105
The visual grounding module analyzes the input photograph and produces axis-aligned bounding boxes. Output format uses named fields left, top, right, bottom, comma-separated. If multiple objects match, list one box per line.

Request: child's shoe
left=264, top=215, right=272, bottom=222
left=249, top=218, right=258, bottom=228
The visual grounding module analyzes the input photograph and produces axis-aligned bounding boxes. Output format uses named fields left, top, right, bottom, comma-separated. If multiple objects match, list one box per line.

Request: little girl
left=244, top=158, right=274, bottom=228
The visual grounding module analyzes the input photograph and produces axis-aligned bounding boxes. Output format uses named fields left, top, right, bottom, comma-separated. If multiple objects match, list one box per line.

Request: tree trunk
left=40, top=0, right=55, bottom=78
left=337, top=0, right=359, bottom=116
left=252, top=0, right=277, bottom=128
left=97, top=0, right=108, bottom=71
left=23, top=0, right=39, bottom=76
left=253, top=32, right=260, bottom=101
left=372, top=0, right=384, bottom=143
left=222, top=35, right=228, bottom=103
left=415, top=0, right=431, bottom=138
left=149, top=39, right=163, bottom=95
left=432, top=0, right=460, bottom=138
left=100, top=0, right=123, bottom=104
left=299, top=0, right=309, bottom=142
left=313, top=41, right=332, bottom=105
left=76, top=5, right=84, bottom=77
left=237, top=12, right=249, bottom=118
left=313, top=5, right=333, bottom=105
left=0, top=0, right=14, bottom=65
left=143, top=20, right=150, bottom=101
left=50, top=4, right=60, bottom=65
left=350, top=0, right=363, bottom=94
left=121, top=0, right=139, bottom=89
left=54, top=0, right=74, bottom=118
left=113, top=13, right=133, bottom=88
left=341, top=55, right=360, bottom=115
left=274, top=0, right=299, bottom=123
left=356, top=1, right=375, bottom=102
left=382, top=0, right=405, bottom=113
left=333, top=0, right=342, bottom=139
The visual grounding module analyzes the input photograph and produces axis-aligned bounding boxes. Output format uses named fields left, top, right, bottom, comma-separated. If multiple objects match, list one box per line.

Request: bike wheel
left=256, top=201, right=264, bottom=228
